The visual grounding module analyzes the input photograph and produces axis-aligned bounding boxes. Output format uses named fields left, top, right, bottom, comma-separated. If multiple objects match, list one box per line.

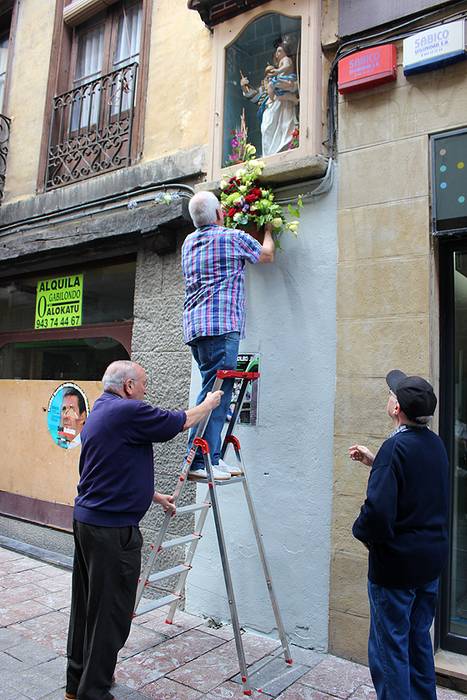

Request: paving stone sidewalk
left=0, top=546, right=465, bottom=699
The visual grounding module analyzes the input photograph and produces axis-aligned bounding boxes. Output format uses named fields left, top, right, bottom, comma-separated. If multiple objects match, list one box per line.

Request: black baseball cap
left=386, top=369, right=437, bottom=421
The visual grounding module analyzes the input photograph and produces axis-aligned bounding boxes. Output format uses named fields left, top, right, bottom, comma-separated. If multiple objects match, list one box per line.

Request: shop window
left=432, top=129, right=467, bottom=233
left=209, top=0, right=322, bottom=181
left=0, top=260, right=136, bottom=333
left=0, top=337, right=129, bottom=380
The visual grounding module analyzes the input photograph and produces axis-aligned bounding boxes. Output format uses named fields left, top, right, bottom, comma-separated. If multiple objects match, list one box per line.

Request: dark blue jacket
left=353, top=426, right=449, bottom=587
left=74, top=392, right=186, bottom=527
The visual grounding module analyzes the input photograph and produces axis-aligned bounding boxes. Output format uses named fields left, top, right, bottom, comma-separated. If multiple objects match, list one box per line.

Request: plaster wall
left=142, top=0, right=212, bottom=163
left=328, top=41, right=467, bottom=663
left=3, top=0, right=56, bottom=203
left=185, top=188, right=338, bottom=650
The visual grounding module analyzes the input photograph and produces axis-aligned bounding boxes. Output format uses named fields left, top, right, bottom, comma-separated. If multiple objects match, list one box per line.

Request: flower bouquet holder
left=220, top=146, right=302, bottom=246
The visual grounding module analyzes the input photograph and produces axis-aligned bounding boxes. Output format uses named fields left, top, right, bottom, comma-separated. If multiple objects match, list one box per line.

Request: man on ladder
left=182, top=190, right=275, bottom=480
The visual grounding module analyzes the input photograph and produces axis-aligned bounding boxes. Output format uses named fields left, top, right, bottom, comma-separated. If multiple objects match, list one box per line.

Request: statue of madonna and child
left=239, top=38, right=299, bottom=157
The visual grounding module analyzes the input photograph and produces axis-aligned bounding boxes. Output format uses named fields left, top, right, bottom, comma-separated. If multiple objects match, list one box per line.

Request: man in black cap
left=349, top=370, right=449, bottom=700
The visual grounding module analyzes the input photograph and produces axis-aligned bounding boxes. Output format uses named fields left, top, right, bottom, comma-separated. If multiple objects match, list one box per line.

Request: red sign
left=338, top=44, right=397, bottom=94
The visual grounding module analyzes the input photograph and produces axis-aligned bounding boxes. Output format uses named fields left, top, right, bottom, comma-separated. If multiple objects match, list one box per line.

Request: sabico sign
left=338, top=45, right=397, bottom=94
left=403, top=19, right=467, bottom=75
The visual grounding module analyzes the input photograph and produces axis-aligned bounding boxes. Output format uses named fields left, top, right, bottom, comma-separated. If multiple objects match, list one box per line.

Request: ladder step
left=147, top=564, right=191, bottom=583
left=176, top=503, right=210, bottom=515
left=160, top=533, right=201, bottom=549
left=134, top=594, right=182, bottom=616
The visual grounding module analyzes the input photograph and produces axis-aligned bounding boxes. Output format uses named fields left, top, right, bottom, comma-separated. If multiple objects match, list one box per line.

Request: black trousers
left=66, top=520, right=142, bottom=700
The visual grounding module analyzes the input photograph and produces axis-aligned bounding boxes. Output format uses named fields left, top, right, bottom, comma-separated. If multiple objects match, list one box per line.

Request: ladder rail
left=165, top=500, right=212, bottom=624
left=239, top=449, right=292, bottom=661
left=204, top=461, right=252, bottom=696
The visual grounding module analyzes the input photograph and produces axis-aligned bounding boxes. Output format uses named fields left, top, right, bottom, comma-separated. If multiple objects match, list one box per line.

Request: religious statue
left=240, top=39, right=299, bottom=157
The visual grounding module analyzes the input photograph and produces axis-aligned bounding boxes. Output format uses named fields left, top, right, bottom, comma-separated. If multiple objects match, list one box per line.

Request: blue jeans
left=187, top=332, right=240, bottom=470
left=368, top=579, right=439, bottom=700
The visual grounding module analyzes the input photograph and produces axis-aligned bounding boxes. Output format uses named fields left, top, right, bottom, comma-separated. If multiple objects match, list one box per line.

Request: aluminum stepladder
left=133, top=368, right=292, bottom=696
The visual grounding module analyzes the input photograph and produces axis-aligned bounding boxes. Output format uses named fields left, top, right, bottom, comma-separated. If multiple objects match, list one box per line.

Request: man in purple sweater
left=65, top=360, right=222, bottom=700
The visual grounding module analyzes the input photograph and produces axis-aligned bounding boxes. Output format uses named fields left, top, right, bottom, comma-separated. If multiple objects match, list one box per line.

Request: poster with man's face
left=47, top=383, right=89, bottom=449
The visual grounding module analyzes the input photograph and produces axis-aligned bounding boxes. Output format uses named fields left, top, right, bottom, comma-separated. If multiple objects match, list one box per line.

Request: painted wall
left=328, top=40, right=467, bottom=662
left=142, top=0, right=212, bottom=162
left=185, top=187, right=338, bottom=650
left=3, top=0, right=56, bottom=202
left=2, top=0, right=212, bottom=204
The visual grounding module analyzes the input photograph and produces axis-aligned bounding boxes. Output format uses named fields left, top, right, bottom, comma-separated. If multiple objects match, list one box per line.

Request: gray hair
left=413, top=416, right=431, bottom=425
left=188, top=191, right=220, bottom=228
left=102, top=360, right=139, bottom=391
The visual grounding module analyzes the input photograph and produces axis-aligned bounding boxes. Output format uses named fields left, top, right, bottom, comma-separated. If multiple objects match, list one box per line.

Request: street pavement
left=0, top=546, right=465, bottom=699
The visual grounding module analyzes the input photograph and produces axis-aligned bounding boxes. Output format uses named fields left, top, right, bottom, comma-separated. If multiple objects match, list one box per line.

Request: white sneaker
left=188, top=466, right=231, bottom=481
left=218, top=458, right=243, bottom=477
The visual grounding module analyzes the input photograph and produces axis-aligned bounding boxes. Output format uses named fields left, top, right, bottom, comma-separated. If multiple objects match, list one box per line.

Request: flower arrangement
left=220, top=146, right=302, bottom=241
left=288, top=127, right=299, bottom=150
left=226, top=110, right=250, bottom=166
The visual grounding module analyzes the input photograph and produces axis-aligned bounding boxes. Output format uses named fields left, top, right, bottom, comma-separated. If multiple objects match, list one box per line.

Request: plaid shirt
left=182, top=224, right=262, bottom=343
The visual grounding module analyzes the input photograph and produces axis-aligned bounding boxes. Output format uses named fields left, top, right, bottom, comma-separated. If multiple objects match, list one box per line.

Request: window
left=432, top=129, right=467, bottom=233
left=45, top=0, right=146, bottom=189
left=208, top=0, right=322, bottom=181
left=0, top=33, right=9, bottom=112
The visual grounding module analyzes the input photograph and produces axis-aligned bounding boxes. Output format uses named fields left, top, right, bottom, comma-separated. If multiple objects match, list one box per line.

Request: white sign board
left=403, top=19, right=466, bottom=75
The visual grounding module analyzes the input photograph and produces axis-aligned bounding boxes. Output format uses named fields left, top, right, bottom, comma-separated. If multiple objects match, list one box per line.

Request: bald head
left=189, top=191, right=222, bottom=228
left=102, top=361, right=140, bottom=392
left=102, top=360, right=147, bottom=401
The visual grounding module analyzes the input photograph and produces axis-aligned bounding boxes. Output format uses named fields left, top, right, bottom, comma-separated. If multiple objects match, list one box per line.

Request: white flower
left=220, top=180, right=228, bottom=190
left=272, top=217, right=283, bottom=229
left=236, top=168, right=246, bottom=178
left=233, top=212, right=243, bottom=222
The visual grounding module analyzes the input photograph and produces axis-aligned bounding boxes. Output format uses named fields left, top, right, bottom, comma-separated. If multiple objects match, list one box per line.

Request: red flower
left=245, top=193, right=259, bottom=203
left=227, top=207, right=237, bottom=218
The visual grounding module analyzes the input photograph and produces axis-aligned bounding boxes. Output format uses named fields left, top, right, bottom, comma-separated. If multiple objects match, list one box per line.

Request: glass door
left=440, top=241, right=467, bottom=655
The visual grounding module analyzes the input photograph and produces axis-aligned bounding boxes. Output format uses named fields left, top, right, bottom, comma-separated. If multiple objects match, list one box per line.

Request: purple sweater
left=74, top=392, right=186, bottom=527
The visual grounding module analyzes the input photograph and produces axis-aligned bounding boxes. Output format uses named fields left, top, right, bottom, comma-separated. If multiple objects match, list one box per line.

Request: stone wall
left=328, top=41, right=467, bottom=662
left=131, top=237, right=195, bottom=584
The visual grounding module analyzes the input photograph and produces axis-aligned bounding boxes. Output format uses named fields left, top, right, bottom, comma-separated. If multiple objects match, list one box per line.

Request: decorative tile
left=300, top=656, right=371, bottom=699
left=140, top=677, right=203, bottom=699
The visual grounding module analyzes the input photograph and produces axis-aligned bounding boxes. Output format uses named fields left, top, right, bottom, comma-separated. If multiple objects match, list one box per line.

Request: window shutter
left=63, top=0, right=119, bottom=27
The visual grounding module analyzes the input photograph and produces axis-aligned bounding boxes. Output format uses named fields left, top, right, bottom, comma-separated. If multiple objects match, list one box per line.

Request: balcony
left=46, top=63, right=138, bottom=190
left=0, top=113, right=10, bottom=202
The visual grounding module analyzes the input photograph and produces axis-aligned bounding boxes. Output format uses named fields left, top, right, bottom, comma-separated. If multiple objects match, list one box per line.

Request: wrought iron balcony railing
left=46, top=62, right=138, bottom=190
left=0, top=114, right=10, bottom=202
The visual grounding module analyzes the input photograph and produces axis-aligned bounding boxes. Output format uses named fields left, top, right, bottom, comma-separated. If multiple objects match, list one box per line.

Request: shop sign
left=35, top=273, right=83, bottom=329
left=338, top=45, right=397, bottom=93
left=403, top=19, right=466, bottom=75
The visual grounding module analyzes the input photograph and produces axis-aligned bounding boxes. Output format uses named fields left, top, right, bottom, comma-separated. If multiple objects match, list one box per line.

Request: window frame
left=208, top=0, right=322, bottom=182
left=37, top=0, right=152, bottom=193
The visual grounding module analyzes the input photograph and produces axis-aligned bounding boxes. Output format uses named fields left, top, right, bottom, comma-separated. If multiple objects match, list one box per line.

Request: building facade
left=0, top=0, right=338, bottom=655
left=328, top=0, right=467, bottom=680
left=0, top=0, right=465, bottom=683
